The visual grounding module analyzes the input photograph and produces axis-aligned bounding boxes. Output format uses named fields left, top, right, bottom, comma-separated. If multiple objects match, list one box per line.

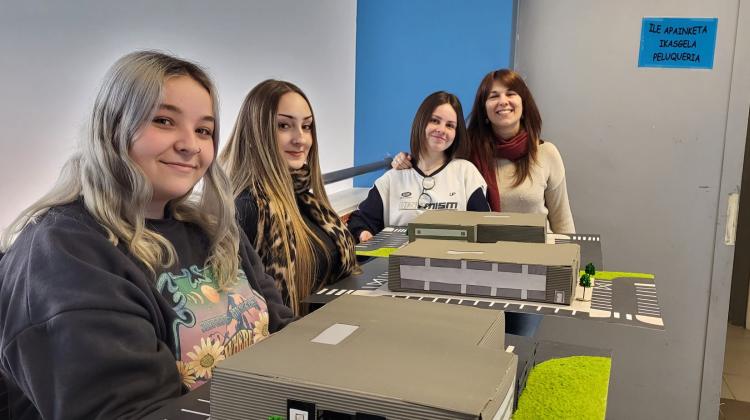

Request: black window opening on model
left=288, top=399, right=386, bottom=420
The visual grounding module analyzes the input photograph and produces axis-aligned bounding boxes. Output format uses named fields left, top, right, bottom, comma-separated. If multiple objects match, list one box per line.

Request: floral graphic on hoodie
left=157, top=265, right=269, bottom=389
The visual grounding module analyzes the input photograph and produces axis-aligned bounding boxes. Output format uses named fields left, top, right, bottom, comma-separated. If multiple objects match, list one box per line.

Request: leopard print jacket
left=248, top=166, right=358, bottom=307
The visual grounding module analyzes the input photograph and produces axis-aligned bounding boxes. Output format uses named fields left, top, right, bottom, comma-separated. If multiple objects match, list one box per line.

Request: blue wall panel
left=354, top=0, right=515, bottom=187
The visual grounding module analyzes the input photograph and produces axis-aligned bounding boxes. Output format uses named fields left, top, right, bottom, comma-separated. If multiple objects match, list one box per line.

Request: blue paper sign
left=638, top=17, right=718, bottom=69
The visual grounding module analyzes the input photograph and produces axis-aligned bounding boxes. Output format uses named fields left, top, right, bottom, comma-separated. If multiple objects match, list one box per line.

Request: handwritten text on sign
left=638, top=17, right=718, bottom=69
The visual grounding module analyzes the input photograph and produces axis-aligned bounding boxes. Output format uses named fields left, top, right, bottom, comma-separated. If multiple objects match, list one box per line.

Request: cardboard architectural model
left=211, top=295, right=517, bottom=420
left=408, top=211, right=547, bottom=244
left=389, top=239, right=581, bottom=305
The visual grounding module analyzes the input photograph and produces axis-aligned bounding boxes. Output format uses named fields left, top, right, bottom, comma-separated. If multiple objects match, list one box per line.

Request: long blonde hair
left=1, top=51, right=241, bottom=289
left=220, top=80, right=334, bottom=314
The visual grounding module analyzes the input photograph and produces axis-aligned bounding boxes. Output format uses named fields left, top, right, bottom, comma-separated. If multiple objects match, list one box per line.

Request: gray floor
left=722, top=323, right=750, bottom=403
left=718, top=398, right=750, bottom=420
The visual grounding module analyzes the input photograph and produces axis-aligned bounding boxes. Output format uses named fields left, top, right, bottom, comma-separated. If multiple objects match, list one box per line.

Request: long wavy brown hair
left=220, top=80, right=334, bottom=315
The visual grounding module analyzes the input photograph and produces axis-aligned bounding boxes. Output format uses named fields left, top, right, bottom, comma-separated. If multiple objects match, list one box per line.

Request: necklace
left=418, top=158, right=445, bottom=176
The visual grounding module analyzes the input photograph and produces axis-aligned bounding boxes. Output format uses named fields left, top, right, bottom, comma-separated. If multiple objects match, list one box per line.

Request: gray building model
left=389, top=239, right=581, bottom=305
left=211, top=295, right=517, bottom=420
left=408, top=211, right=547, bottom=244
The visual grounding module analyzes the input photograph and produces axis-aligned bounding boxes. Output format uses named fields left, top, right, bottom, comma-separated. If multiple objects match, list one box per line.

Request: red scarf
left=471, top=130, right=529, bottom=211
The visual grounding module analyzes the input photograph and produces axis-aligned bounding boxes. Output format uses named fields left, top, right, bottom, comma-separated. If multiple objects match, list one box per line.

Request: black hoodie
left=0, top=200, right=294, bottom=419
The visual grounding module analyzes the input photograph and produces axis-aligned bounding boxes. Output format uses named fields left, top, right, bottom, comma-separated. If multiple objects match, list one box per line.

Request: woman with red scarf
left=391, top=69, right=575, bottom=233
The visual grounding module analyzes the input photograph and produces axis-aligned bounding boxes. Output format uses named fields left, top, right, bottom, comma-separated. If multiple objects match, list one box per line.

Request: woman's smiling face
left=423, top=103, right=457, bottom=157
left=485, top=80, right=523, bottom=139
left=129, top=75, right=215, bottom=218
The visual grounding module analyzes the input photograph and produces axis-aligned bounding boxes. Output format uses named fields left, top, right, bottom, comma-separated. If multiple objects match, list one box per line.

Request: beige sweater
left=495, top=141, right=575, bottom=233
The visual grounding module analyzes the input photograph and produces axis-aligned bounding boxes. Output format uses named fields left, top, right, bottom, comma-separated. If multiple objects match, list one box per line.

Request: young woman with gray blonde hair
left=220, top=80, right=358, bottom=316
left=0, top=51, right=293, bottom=418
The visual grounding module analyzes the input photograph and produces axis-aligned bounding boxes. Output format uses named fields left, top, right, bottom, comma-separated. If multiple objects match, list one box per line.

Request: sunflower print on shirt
left=156, top=265, right=269, bottom=390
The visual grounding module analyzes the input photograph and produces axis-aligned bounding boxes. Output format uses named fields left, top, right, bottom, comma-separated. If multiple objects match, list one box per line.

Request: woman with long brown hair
left=392, top=69, right=575, bottom=233
left=220, top=80, right=358, bottom=316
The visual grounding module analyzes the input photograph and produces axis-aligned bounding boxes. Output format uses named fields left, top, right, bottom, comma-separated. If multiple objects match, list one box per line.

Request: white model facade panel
left=399, top=265, right=547, bottom=291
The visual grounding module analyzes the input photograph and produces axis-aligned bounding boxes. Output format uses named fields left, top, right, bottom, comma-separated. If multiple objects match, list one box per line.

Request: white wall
left=515, top=1, right=748, bottom=418
left=0, top=0, right=356, bottom=230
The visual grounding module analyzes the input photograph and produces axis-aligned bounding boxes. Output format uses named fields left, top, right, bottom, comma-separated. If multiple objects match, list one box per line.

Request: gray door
left=514, top=1, right=749, bottom=418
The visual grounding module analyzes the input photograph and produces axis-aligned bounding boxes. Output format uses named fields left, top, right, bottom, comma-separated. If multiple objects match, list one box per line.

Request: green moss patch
left=514, top=356, right=611, bottom=420
left=578, top=271, right=655, bottom=281
left=355, top=247, right=398, bottom=258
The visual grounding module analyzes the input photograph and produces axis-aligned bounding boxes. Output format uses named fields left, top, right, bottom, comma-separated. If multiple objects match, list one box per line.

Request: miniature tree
left=578, top=273, right=592, bottom=301
left=583, top=262, right=597, bottom=291
left=585, top=263, right=596, bottom=277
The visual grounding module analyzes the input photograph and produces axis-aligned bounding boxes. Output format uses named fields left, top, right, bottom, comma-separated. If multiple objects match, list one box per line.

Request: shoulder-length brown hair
left=466, top=69, right=542, bottom=187
left=409, top=91, right=468, bottom=165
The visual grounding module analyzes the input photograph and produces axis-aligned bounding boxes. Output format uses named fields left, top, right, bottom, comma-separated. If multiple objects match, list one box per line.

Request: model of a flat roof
left=394, top=239, right=580, bottom=266
left=211, top=295, right=516, bottom=419
left=409, top=211, right=547, bottom=228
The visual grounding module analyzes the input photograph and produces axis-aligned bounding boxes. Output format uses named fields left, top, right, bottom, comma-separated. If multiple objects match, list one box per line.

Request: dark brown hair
left=466, top=69, right=542, bottom=187
left=409, top=91, right=468, bottom=166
